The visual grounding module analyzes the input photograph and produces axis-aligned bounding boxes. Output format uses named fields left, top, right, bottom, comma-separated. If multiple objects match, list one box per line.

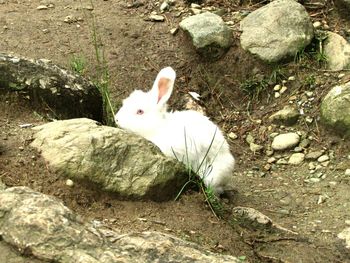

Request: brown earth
left=1, top=0, right=350, bottom=262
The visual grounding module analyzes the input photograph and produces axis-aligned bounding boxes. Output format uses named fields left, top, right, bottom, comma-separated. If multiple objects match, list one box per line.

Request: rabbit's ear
left=150, top=67, right=176, bottom=106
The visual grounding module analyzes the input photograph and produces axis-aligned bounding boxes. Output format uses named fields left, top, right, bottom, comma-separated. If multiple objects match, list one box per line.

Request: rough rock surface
left=269, top=105, right=300, bottom=126
left=31, top=118, right=188, bottom=201
left=320, top=82, right=350, bottom=136
left=179, top=12, right=232, bottom=59
left=240, top=0, right=314, bottom=63
left=0, top=186, right=240, bottom=263
left=0, top=53, right=102, bottom=121
left=271, top=132, right=300, bottom=151
left=323, top=31, right=350, bottom=70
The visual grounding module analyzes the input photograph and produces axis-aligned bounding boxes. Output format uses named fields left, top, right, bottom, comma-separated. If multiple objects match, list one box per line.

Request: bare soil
left=1, top=0, right=350, bottom=262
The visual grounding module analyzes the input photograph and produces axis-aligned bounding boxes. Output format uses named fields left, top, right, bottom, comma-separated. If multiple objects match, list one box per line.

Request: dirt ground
left=1, top=0, right=350, bottom=262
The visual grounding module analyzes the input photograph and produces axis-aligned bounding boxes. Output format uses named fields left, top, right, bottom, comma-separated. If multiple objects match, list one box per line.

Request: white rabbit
left=115, top=67, right=235, bottom=195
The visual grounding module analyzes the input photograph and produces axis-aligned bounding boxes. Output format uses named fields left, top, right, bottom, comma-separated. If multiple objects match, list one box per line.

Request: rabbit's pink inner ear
left=157, top=77, right=170, bottom=103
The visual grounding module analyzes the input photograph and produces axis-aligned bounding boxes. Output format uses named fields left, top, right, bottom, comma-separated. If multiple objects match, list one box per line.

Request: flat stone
left=305, top=151, right=324, bottom=160
left=288, top=153, right=305, bottom=165
left=269, top=105, right=300, bottom=126
left=317, top=155, right=330, bottom=163
left=271, top=132, right=300, bottom=151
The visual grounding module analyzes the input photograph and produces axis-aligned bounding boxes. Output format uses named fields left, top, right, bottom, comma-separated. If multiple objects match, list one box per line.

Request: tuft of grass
left=294, top=31, right=328, bottom=67
left=174, top=128, right=225, bottom=218
left=70, top=55, right=86, bottom=75
left=240, top=75, right=268, bottom=101
left=84, top=0, right=115, bottom=126
left=269, top=66, right=286, bottom=84
left=304, top=74, right=316, bottom=88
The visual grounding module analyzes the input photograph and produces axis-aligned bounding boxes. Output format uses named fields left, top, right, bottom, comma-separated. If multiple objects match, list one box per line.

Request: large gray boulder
left=179, top=12, right=232, bottom=59
left=31, top=118, right=188, bottom=201
left=240, top=0, right=314, bottom=63
left=323, top=31, right=350, bottom=70
left=0, top=53, right=102, bottom=121
left=0, top=186, right=240, bottom=263
left=320, top=82, right=350, bottom=137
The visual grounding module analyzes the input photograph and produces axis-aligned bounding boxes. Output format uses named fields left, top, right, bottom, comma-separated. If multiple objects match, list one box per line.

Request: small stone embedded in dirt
left=240, top=0, right=314, bottom=63
left=64, top=15, right=77, bottom=23
left=228, top=132, right=238, bottom=140
left=179, top=12, right=232, bottom=59
left=271, top=132, right=300, bottom=151
left=267, top=157, right=276, bottom=163
left=160, top=1, right=169, bottom=12
left=170, top=27, right=178, bottom=35
left=276, top=158, right=288, bottom=165
left=313, top=21, right=322, bottom=28
left=345, top=169, right=350, bottom=176
left=280, top=86, right=288, bottom=94
left=317, top=154, right=330, bottom=163
left=65, top=179, right=74, bottom=187
left=274, top=84, right=281, bottom=91
left=37, top=5, right=48, bottom=10
left=245, top=133, right=255, bottom=144
left=31, top=118, right=188, bottom=201
left=294, top=146, right=303, bottom=152
left=148, top=14, right=165, bottom=22
left=269, top=105, right=300, bottom=126
left=288, top=153, right=305, bottom=165
left=0, top=186, right=241, bottom=262
left=306, top=151, right=324, bottom=160
left=250, top=142, right=263, bottom=153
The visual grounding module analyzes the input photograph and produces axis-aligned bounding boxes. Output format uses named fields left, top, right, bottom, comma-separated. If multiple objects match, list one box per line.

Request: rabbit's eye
left=136, top=109, right=144, bottom=115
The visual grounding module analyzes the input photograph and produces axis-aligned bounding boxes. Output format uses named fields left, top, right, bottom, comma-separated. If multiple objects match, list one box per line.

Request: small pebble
left=273, top=84, right=281, bottom=91
left=317, top=155, right=330, bottom=163
left=345, top=169, right=350, bottom=176
left=190, top=3, right=201, bottom=8
left=66, top=179, right=74, bottom=187
left=160, top=1, right=169, bottom=11
left=313, top=21, right=322, bottom=28
left=280, top=86, right=288, bottom=94
left=149, top=14, right=165, bottom=22
left=267, top=157, right=276, bottom=163
left=275, top=92, right=280, bottom=98
left=288, top=76, right=296, bottom=81
left=305, top=91, right=313, bottom=97
left=37, top=5, right=48, bottom=10
left=170, top=28, right=178, bottom=35
left=228, top=132, right=238, bottom=140
left=338, top=73, right=345, bottom=79
left=305, top=116, right=313, bottom=123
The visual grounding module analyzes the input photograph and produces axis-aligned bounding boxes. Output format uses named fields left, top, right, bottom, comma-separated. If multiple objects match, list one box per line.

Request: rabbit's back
left=150, top=110, right=234, bottom=193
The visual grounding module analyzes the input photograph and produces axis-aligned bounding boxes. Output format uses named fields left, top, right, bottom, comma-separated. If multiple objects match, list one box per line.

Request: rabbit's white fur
left=115, top=67, right=235, bottom=194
